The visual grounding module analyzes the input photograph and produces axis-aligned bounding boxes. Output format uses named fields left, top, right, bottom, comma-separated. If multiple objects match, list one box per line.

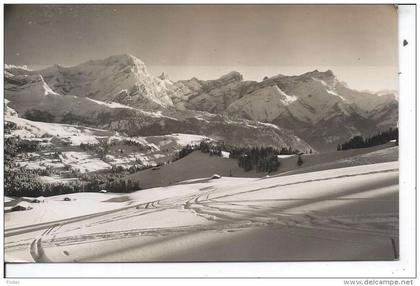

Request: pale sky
left=5, top=5, right=399, bottom=91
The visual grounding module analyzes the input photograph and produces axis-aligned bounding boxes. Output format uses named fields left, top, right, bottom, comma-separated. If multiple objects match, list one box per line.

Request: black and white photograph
left=3, top=3, right=409, bottom=273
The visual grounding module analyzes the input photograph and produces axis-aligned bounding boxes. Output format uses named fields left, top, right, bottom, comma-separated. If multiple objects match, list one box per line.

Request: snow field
left=5, top=161, right=398, bottom=262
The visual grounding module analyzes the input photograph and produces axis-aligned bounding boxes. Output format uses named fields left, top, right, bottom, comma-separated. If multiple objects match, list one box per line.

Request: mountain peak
left=304, top=69, right=335, bottom=79
left=376, top=89, right=399, bottom=100
left=87, top=53, right=149, bottom=76
left=325, top=69, right=334, bottom=75
left=158, top=72, right=170, bottom=81
left=298, top=69, right=337, bottom=88
left=102, top=54, right=143, bottom=65
left=218, top=71, right=243, bottom=83
left=110, top=53, right=136, bottom=59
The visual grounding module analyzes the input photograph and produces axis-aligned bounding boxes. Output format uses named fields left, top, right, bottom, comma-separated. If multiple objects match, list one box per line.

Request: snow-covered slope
left=227, top=85, right=297, bottom=121
left=5, top=161, right=398, bottom=262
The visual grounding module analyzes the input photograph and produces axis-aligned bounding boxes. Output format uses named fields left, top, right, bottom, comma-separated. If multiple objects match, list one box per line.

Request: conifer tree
left=297, top=155, right=303, bottom=166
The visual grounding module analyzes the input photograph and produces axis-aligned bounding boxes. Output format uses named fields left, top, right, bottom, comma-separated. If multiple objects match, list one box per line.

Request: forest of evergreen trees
left=5, top=172, right=141, bottom=197
left=177, top=140, right=300, bottom=173
left=5, top=136, right=45, bottom=197
left=222, top=142, right=299, bottom=173
left=175, top=140, right=222, bottom=160
left=337, top=127, right=398, bottom=151
left=230, top=146, right=281, bottom=173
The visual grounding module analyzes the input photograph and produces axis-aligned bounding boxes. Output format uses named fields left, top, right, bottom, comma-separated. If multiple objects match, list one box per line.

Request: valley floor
left=5, top=159, right=398, bottom=262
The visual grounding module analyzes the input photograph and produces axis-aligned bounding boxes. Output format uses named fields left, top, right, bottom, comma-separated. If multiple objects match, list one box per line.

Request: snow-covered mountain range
left=5, top=54, right=398, bottom=151
left=166, top=69, right=398, bottom=150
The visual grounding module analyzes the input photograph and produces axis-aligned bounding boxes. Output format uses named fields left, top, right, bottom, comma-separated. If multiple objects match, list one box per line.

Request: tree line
left=176, top=140, right=301, bottom=173
left=337, top=127, right=398, bottom=151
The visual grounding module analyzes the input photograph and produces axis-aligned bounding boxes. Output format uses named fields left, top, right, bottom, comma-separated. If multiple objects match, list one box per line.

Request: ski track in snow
left=5, top=162, right=399, bottom=262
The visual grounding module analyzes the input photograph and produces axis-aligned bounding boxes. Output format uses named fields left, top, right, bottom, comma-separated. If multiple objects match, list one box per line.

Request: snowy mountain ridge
left=6, top=54, right=175, bottom=110
left=166, top=68, right=397, bottom=150
left=5, top=54, right=398, bottom=151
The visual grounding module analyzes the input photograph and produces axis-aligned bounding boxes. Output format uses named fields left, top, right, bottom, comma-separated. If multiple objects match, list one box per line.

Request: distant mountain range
left=5, top=54, right=398, bottom=152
